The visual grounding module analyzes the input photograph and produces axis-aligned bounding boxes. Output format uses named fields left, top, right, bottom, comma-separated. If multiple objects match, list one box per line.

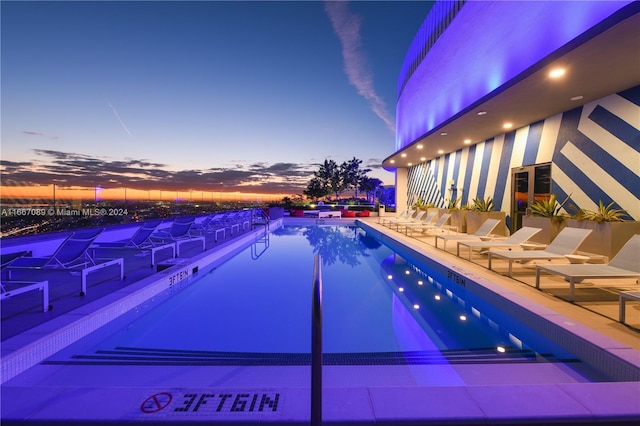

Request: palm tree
left=359, top=176, right=382, bottom=203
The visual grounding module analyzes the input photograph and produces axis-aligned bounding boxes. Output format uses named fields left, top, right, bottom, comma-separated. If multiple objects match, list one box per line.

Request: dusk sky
left=1, top=0, right=431, bottom=200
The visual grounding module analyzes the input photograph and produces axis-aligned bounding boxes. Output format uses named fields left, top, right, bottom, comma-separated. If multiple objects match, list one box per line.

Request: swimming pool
left=3, top=222, right=639, bottom=424
left=14, top=225, right=616, bottom=380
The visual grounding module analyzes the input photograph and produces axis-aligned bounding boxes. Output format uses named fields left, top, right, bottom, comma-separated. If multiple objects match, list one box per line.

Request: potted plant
left=466, top=196, right=507, bottom=236
left=567, top=201, right=640, bottom=259
left=522, top=194, right=569, bottom=244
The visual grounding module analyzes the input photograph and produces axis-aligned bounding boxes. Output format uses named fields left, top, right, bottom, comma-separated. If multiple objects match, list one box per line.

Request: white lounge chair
left=535, top=234, right=640, bottom=302
left=399, top=212, right=436, bottom=234
left=619, top=290, right=640, bottom=323
left=410, top=213, right=454, bottom=236
left=381, top=208, right=415, bottom=227
left=1, top=280, right=50, bottom=312
left=456, top=226, right=542, bottom=261
left=488, top=227, right=593, bottom=278
left=150, top=217, right=205, bottom=256
left=7, top=228, right=124, bottom=296
left=389, top=210, right=430, bottom=230
left=91, top=220, right=175, bottom=267
left=433, top=218, right=501, bottom=251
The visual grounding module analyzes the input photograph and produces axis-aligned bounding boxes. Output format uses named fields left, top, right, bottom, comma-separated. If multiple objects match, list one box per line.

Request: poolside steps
left=43, top=346, right=583, bottom=367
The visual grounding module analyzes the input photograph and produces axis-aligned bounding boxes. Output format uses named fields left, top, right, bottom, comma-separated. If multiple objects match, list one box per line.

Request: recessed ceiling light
left=477, top=111, right=487, bottom=116
left=420, top=157, right=426, bottom=161
left=503, top=122, right=513, bottom=129
left=407, top=162, right=413, bottom=166
left=549, top=68, right=566, bottom=78
left=437, top=149, right=444, bottom=154
left=401, top=153, right=407, bottom=158
left=417, top=144, right=423, bottom=149
left=440, top=132, right=448, bottom=136
left=571, top=95, right=584, bottom=101
left=464, top=139, right=471, bottom=144
left=390, top=160, right=395, bottom=164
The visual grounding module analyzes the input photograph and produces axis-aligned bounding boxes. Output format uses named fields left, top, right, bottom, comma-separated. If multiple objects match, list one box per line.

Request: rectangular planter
left=427, top=207, right=440, bottom=219
left=522, top=216, right=567, bottom=244
left=437, top=209, right=464, bottom=232
left=566, top=219, right=640, bottom=259
left=467, top=211, right=507, bottom=236
left=450, top=210, right=467, bottom=233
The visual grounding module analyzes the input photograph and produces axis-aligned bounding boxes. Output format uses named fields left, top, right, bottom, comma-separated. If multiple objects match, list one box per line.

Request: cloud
left=324, top=1, right=395, bottom=132
left=23, top=130, right=58, bottom=140
left=1, top=149, right=312, bottom=194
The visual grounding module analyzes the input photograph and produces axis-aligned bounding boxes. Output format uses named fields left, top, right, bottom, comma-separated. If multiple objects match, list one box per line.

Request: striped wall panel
left=405, top=87, right=640, bottom=222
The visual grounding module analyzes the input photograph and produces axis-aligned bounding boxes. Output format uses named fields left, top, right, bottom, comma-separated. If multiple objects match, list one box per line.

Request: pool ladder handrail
left=251, top=208, right=271, bottom=260
left=311, top=254, right=323, bottom=426
left=251, top=233, right=270, bottom=260
left=251, top=207, right=270, bottom=232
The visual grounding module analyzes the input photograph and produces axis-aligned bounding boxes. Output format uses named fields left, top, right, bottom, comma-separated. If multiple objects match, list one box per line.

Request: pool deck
left=1, top=216, right=639, bottom=425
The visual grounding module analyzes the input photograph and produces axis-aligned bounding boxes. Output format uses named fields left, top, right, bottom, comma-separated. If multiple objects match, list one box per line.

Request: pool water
left=28, top=224, right=612, bottom=386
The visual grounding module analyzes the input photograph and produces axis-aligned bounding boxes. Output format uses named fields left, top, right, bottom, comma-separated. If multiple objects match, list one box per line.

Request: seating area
left=433, top=218, right=501, bottom=250
left=398, top=212, right=436, bottom=233
left=378, top=209, right=639, bottom=321
left=90, top=220, right=175, bottom=267
left=0, top=209, right=266, bottom=340
left=386, top=210, right=430, bottom=231
left=287, top=207, right=374, bottom=218
left=405, top=213, right=454, bottom=235
left=487, top=227, right=593, bottom=278
left=379, top=208, right=415, bottom=227
left=149, top=216, right=206, bottom=256
left=4, top=228, right=125, bottom=296
left=456, top=226, right=542, bottom=262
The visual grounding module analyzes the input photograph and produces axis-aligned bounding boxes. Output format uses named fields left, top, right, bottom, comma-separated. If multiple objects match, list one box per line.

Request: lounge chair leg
left=569, top=279, right=575, bottom=302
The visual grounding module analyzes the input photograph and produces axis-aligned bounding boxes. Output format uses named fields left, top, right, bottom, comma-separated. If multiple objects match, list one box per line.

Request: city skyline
left=1, top=0, right=431, bottom=202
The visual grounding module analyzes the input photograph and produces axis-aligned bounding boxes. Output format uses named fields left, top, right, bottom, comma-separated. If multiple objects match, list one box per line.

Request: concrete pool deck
left=1, top=216, right=639, bottom=425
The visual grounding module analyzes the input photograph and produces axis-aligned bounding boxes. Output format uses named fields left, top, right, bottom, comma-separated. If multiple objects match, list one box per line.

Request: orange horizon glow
left=0, top=184, right=291, bottom=203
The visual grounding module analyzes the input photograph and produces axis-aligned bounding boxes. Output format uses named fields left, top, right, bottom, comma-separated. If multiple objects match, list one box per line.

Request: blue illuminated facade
left=391, top=0, right=640, bottom=224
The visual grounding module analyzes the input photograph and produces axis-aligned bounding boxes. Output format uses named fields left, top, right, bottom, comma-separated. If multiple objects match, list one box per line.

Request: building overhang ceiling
left=383, top=8, right=640, bottom=170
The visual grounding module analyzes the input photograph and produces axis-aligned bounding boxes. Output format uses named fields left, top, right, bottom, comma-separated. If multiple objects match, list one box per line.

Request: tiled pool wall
left=0, top=219, right=282, bottom=384
left=358, top=220, right=640, bottom=382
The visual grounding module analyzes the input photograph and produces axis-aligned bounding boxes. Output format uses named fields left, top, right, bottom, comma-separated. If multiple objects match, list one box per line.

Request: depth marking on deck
left=138, top=390, right=282, bottom=417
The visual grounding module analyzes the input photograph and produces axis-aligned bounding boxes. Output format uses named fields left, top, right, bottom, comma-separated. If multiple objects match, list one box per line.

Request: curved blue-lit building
left=385, top=0, right=640, bottom=231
